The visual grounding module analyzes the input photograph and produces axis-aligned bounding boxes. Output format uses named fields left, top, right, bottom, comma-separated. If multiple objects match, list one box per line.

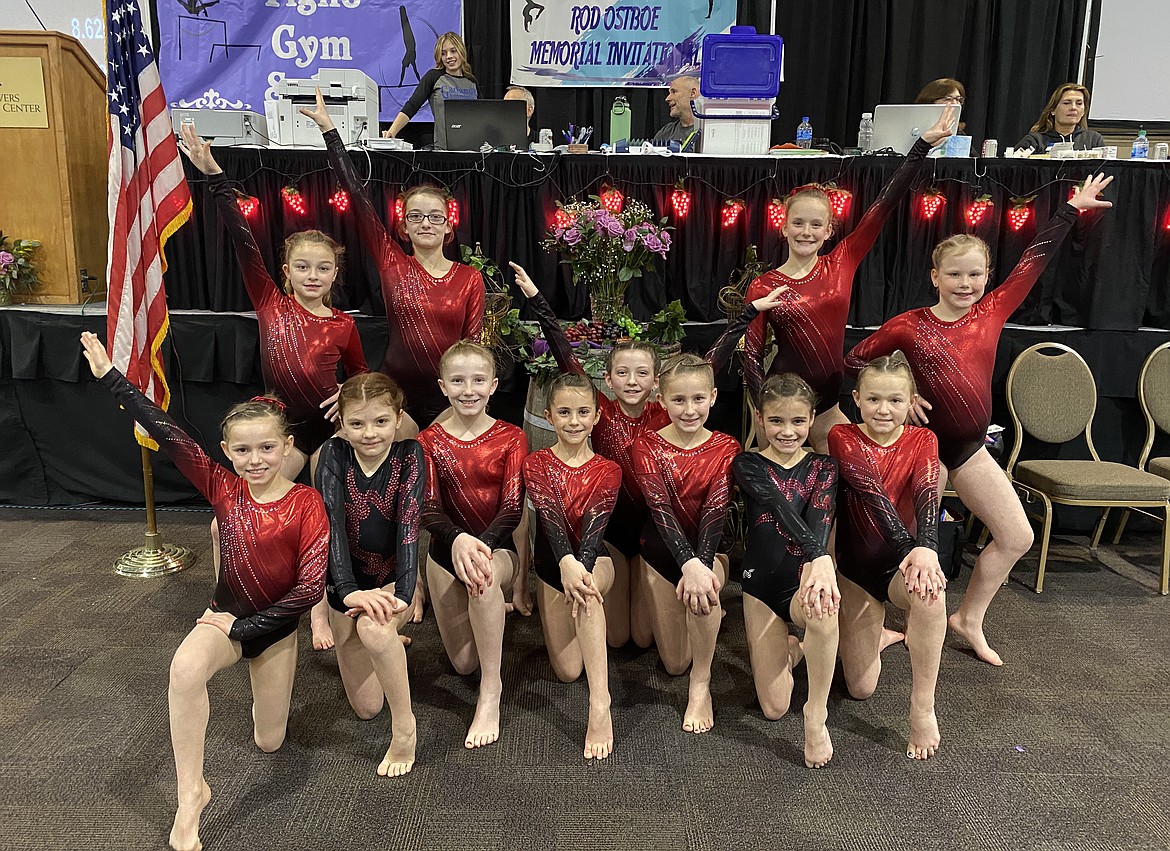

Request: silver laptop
left=871, top=104, right=962, bottom=154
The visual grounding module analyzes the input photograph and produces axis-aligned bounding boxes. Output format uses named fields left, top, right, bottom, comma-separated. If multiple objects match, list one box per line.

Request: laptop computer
left=445, top=99, right=529, bottom=151
left=871, top=103, right=962, bottom=154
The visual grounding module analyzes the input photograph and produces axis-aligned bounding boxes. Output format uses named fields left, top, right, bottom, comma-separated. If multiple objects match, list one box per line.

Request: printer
left=267, top=68, right=379, bottom=148
left=171, top=109, right=269, bottom=146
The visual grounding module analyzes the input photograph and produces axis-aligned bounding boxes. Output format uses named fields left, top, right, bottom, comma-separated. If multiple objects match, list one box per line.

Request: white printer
left=268, top=68, right=379, bottom=148
left=171, top=109, right=269, bottom=146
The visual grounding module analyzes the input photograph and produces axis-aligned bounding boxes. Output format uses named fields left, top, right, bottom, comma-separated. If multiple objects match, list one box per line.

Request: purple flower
left=660, top=231, right=672, bottom=249
left=604, top=217, right=625, bottom=237
left=0, top=251, right=13, bottom=266
left=641, top=233, right=664, bottom=255
left=563, top=227, right=582, bottom=246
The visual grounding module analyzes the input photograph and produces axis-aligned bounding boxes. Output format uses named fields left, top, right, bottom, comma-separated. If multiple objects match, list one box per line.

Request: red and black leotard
left=828, top=423, right=939, bottom=604
left=316, top=436, right=425, bottom=612
left=208, top=173, right=367, bottom=454
left=527, top=290, right=754, bottom=557
left=733, top=451, right=838, bottom=621
left=844, top=204, right=1079, bottom=469
left=743, top=137, right=933, bottom=408
left=417, top=419, right=529, bottom=575
left=522, top=450, right=622, bottom=593
left=99, top=369, right=329, bottom=657
left=631, top=430, right=741, bottom=585
left=323, top=129, right=484, bottom=424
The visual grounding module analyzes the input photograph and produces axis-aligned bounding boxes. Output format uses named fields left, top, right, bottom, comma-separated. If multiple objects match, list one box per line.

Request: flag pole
left=112, top=446, right=195, bottom=578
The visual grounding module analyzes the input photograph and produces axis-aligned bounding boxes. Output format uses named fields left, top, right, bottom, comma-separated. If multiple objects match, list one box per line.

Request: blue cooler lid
left=700, top=26, right=783, bottom=99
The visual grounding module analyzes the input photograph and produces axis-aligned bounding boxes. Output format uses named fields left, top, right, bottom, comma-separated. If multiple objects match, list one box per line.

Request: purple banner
left=156, top=0, right=462, bottom=122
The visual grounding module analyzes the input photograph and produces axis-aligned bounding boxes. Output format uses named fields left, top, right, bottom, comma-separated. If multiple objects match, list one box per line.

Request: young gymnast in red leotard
left=316, top=372, right=424, bottom=778
left=180, top=124, right=367, bottom=652
left=742, top=107, right=957, bottom=452
left=81, top=332, right=329, bottom=851
left=829, top=353, right=947, bottom=761
left=523, top=372, right=623, bottom=759
left=416, top=341, right=528, bottom=749
left=845, top=174, right=1114, bottom=665
left=631, top=355, right=741, bottom=735
left=510, top=263, right=786, bottom=650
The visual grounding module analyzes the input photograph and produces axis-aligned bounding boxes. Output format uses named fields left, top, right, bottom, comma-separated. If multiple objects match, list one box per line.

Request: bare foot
left=168, top=779, right=210, bottom=851
left=465, top=690, right=501, bottom=748
left=802, top=707, right=834, bottom=769
left=907, top=709, right=941, bottom=760
left=311, top=611, right=334, bottom=651
left=507, top=574, right=533, bottom=616
left=377, top=714, right=417, bottom=777
left=399, top=634, right=412, bottom=648
left=406, top=586, right=426, bottom=624
left=585, top=700, right=613, bottom=759
left=880, top=628, right=905, bottom=651
left=788, top=634, right=805, bottom=669
left=682, top=681, right=714, bottom=734
left=948, top=612, right=1003, bottom=666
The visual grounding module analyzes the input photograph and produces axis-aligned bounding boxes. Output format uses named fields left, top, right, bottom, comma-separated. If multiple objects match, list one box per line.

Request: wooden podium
left=0, top=32, right=106, bottom=304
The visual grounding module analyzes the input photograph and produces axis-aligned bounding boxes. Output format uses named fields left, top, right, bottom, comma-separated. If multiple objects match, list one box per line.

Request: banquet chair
left=1004, top=342, right=1170, bottom=594
left=1111, top=341, right=1170, bottom=554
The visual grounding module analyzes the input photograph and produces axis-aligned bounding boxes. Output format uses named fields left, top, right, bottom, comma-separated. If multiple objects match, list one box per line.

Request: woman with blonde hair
left=383, top=32, right=478, bottom=149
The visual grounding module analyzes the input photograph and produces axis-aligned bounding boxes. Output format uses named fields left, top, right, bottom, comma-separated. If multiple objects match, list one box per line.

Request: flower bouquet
left=0, top=232, right=41, bottom=305
left=542, top=197, right=671, bottom=324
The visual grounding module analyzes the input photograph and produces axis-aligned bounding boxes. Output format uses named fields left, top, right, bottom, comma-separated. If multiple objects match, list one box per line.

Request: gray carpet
left=1, top=507, right=1168, bottom=851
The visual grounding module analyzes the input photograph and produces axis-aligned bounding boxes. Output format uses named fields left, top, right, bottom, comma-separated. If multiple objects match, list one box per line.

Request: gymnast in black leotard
left=733, top=374, right=839, bottom=768
left=317, top=372, right=424, bottom=778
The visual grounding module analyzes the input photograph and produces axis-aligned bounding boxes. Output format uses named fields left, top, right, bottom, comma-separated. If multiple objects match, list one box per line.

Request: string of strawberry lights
left=222, top=153, right=1170, bottom=237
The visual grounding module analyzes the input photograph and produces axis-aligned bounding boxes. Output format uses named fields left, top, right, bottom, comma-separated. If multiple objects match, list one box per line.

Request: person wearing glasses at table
left=915, top=78, right=967, bottom=135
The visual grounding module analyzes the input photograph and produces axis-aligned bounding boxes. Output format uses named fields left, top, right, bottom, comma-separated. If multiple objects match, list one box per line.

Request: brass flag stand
left=113, top=445, right=195, bottom=578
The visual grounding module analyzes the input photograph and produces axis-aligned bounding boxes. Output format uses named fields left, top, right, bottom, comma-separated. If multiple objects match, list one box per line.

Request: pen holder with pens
left=566, top=143, right=589, bottom=153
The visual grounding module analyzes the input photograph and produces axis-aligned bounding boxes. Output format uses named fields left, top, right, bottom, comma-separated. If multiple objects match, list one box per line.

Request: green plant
left=460, top=242, right=504, bottom=292
left=0, top=232, right=41, bottom=294
left=646, top=299, right=687, bottom=345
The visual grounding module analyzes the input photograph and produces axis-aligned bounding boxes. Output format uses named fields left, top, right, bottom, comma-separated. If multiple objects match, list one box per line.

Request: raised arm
left=300, top=88, right=402, bottom=267
left=828, top=427, right=917, bottom=559
left=510, top=262, right=586, bottom=377
left=229, top=493, right=329, bottom=643
left=180, top=124, right=280, bottom=312
left=732, top=453, right=835, bottom=561
left=480, top=431, right=529, bottom=550
left=83, top=332, right=229, bottom=505
left=986, top=174, right=1113, bottom=319
left=838, top=106, right=956, bottom=267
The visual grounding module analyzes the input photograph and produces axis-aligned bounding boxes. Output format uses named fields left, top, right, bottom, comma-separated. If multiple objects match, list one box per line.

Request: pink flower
left=0, top=251, right=13, bottom=266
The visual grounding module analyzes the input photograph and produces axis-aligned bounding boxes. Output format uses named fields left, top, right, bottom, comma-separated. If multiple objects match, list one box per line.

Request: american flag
left=107, top=0, right=191, bottom=448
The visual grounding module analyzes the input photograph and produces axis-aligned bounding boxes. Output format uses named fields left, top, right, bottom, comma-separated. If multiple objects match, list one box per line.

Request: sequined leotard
left=733, top=452, right=838, bottom=621
left=631, top=430, right=741, bottom=584
left=845, top=204, right=1079, bottom=469
left=828, top=423, right=939, bottom=604
left=522, top=450, right=622, bottom=593
left=527, top=290, right=754, bottom=557
left=208, top=173, right=367, bottom=453
left=417, top=419, right=528, bottom=574
left=323, top=129, right=484, bottom=423
left=316, top=436, right=425, bottom=611
left=742, top=137, right=933, bottom=408
left=100, top=370, right=329, bottom=657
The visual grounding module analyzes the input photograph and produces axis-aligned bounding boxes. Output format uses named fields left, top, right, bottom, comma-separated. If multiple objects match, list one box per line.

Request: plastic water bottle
left=857, top=112, right=874, bottom=151
left=1131, top=127, right=1149, bottom=159
left=796, top=116, right=813, bottom=149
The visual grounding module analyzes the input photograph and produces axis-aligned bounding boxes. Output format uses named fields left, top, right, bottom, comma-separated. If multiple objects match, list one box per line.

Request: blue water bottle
left=796, top=116, right=813, bottom=148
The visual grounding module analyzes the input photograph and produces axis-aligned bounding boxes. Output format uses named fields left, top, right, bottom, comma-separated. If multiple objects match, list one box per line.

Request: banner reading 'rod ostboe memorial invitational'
left=510, top=0, right=735, bottom=86
left=156, top=0, right=460, bottom=123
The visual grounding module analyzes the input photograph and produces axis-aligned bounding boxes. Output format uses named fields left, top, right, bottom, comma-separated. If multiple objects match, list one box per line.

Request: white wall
left=1091, top=0, right=1170, bottom=122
